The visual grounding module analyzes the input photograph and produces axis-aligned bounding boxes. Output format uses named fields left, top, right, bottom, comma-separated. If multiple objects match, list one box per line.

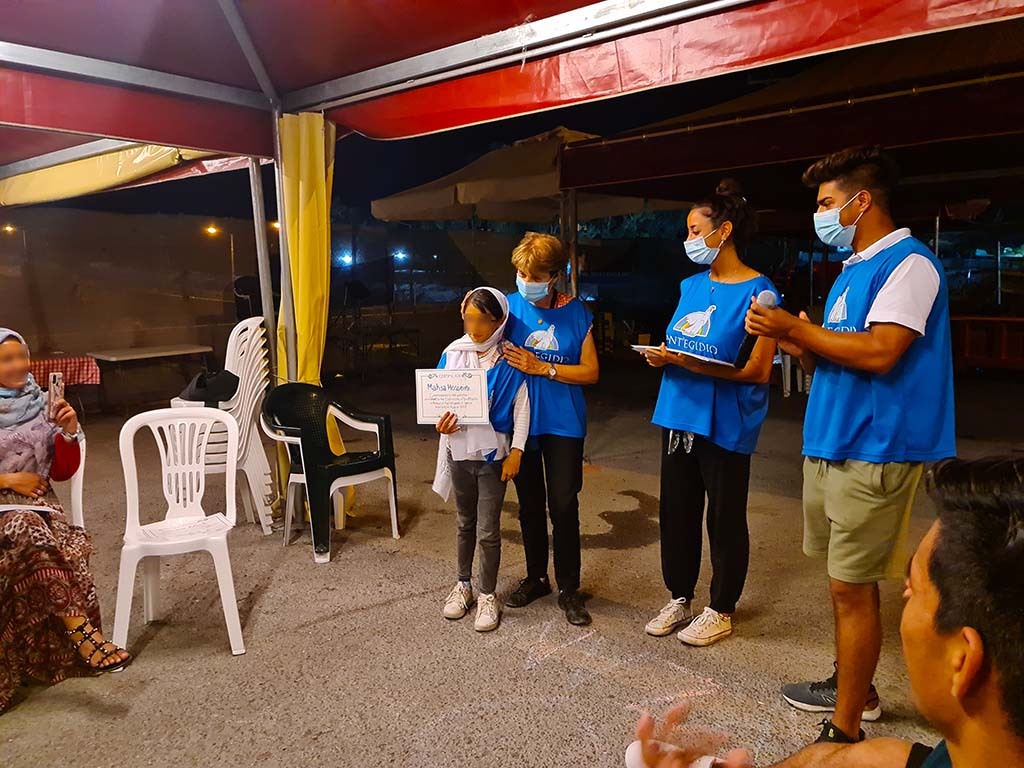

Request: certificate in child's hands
left=416, top=369, right=490, bottom=426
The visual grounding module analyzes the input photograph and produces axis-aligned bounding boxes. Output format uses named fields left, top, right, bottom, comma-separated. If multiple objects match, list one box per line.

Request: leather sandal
left=66, top=621, right=132, bottom=673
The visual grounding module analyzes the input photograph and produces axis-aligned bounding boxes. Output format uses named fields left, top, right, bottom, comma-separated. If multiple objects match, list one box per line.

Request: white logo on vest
left=673, top=305, right=717, bottom=338
left=827, top=287, right=850, bottom=325
left=525, top=324, right=560, bottom=352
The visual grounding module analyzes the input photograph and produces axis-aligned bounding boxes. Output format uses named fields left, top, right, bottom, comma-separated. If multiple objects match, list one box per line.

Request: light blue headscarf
left=0, top=329, right=45, bottom=428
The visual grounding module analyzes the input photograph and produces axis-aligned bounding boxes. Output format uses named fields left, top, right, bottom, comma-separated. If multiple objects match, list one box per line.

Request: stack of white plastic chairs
left=171, top=317, right=274, bottom=534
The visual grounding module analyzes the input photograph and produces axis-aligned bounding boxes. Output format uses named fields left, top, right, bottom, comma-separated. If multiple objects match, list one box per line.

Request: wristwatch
left=60, top=428, right=83, bottom=443
left=547, top=365, right=557, bottom=379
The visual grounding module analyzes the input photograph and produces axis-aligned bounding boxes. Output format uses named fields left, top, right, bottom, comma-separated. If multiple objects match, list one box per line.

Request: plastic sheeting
left=276, top=112, right=335, bottom=387
left=0, top=145, right=216, bottom=207
left=274, top=112, right=355, bottom=516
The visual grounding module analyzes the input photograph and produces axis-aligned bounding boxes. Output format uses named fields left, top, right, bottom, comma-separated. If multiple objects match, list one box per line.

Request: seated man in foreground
left=628, top=456, right=1024, bottom=768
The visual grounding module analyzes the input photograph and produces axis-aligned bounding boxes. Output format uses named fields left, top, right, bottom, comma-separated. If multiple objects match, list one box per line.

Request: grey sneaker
left=443, top=582, right=474, bottom=620
left=645, top=597, right=693, bottom=637
left=783, top=663, right=882, bottom=721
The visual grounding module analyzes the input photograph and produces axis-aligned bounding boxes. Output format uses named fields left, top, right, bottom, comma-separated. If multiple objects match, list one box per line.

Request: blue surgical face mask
left=684, top=227, right=722, bottom=266
left=516, top=275, right=552, bottom=303
left=813, top=192, right=866, bottom=248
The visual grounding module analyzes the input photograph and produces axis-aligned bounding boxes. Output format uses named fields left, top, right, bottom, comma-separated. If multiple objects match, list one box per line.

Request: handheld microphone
left=733, top=289, right=777, bottom=369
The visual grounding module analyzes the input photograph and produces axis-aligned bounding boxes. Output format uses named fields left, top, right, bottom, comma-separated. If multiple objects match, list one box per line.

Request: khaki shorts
left=803, top=457, right=923, bottom=584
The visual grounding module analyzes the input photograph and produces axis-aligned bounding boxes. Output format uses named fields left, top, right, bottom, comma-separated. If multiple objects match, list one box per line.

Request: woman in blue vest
left=433, top=287, right=530, bottom=633
left=502, top=232, right=599, bottom=626
left=642, top=181, right=779, bottom=647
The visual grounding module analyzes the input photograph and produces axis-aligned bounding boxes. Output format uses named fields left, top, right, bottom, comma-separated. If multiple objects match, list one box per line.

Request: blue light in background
left=334, top=249, right=353, bottom=267
left=393, top=249, right=408, bottom=262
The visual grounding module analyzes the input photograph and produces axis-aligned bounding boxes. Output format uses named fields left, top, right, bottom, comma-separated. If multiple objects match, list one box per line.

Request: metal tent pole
left=997, top=240, right=1003, bottom=307
left=247, top=157, right=278, bottom=374
left=558, top=189, right=579, bottom=297
left=568, top=189, right=579, bottom=298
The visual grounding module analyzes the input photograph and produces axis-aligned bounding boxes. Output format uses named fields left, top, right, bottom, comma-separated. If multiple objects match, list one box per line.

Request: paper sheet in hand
left=416, top=369, right=490, bottom=425
left=631, top=344, right=735, bottom=367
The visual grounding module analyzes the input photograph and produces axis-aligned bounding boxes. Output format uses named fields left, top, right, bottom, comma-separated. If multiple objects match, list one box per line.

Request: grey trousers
left=449, top=457, right=506, bottom=595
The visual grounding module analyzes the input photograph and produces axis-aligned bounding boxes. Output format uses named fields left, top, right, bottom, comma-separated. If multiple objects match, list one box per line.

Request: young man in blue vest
left=745, top=146, right=956, bottom=744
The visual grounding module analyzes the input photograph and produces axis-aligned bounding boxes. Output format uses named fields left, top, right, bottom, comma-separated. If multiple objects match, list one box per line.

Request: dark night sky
left=44, top=58, right=813, bottom=220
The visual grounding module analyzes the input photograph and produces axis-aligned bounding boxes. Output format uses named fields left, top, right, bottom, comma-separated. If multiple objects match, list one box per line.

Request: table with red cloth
left=29, top=355, right=102, bottom=386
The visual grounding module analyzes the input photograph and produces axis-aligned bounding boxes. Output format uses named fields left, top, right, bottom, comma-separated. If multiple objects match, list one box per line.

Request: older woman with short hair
left=503, top=233, right=600, bottom=626
left=0, top=328, right=130, bottom=714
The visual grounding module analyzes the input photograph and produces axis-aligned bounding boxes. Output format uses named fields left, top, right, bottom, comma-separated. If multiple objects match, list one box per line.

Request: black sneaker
left=782, top=662, right=882, bottom=721
left=815, top=719, right=864, bottom=744
left=558, top=590, right=592, bottom=626
left=505, top=576, right=552, bottom=608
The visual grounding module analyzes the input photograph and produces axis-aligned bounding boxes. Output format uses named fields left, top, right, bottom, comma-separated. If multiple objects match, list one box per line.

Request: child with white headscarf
left=432, top=287, right=530, bottom=632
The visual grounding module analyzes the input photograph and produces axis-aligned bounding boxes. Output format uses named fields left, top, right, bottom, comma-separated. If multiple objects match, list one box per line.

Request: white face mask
left=813, top=191, right=866, bottom=248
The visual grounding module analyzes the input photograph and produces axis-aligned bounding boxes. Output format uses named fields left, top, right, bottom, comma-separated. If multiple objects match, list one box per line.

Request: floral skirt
left=0, top=497, right=100, bottom=713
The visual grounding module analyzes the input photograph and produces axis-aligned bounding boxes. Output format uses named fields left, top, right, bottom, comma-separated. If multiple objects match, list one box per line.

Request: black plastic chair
left=261, top=383, right=399, bottom=563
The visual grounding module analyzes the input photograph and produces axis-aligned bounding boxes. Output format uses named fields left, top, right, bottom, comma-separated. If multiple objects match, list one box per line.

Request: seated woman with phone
left=0, top=328, right=130, bottom=715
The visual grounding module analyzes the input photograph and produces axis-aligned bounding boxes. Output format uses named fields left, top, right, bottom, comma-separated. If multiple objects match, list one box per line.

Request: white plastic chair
left=259, top=415, right=307, bottom=542
left=112, top=408, right=245, bottom=656
left=172, top=317, right=274, bottom=535
left=774, top=353, right=808, bottom=398
left=67, top=433, right=86, bottom=528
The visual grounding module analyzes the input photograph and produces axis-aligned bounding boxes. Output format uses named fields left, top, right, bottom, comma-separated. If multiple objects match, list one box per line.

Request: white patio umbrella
left=371, top=127, right=686, bottom=224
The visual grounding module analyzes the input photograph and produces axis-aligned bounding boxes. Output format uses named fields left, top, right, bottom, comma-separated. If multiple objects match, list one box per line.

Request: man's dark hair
left=691, top=178, right=754, bottom=257
left=466, top=288, right=505, bottom=322
left=801, top=145, right=900, bottom=212
left=927, top=456, right=1024, bottom=738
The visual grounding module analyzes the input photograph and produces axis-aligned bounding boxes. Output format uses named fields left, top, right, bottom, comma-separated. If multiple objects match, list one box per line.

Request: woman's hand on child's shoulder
left=436, top=412, right=461, bottom=435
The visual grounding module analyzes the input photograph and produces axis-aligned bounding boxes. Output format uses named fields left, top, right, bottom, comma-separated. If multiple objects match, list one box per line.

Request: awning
left=0, top=142, right=267, bottom=207
left=2, top=0, right=1021, bottom=170
left=559, top=20, right=1024, bottom=218
left=327, top=0, right=1024, bottom=138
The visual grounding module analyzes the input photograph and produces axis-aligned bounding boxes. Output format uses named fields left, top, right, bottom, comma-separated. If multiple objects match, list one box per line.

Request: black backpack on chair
left=179, top=370, right=240, bottom=408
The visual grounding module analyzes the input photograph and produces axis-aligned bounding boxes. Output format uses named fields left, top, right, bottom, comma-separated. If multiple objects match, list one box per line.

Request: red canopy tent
left=2, top=0, right=1020, bottom=375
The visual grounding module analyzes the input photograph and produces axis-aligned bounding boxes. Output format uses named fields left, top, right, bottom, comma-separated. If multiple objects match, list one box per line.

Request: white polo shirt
left=844, top=228, right=940, bottom=336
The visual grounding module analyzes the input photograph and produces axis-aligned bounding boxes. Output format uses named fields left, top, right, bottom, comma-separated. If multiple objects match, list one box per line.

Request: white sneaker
left=474, top=593, right=501, bottom=632
left=443, top=582, right=474, bottom=620
left=645, top=597, right=693, bottom=636
left=678, top=607, right=732, bottom=646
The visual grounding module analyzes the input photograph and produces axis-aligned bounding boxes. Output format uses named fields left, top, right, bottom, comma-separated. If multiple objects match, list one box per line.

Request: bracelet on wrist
left=60, top=428, right=82, bottom=443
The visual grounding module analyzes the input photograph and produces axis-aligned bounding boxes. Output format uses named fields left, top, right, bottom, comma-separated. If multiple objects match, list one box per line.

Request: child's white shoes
left=443, top=582, right=475, bottom=619
left=474, top=593, right=501, bottom=632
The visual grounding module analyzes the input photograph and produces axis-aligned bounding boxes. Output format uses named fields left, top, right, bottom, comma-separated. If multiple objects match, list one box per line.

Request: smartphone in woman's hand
left=47, top=372, right=64, bottom=422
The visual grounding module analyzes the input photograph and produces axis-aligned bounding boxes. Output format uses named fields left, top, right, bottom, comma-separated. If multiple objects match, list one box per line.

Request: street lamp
left=204, top=224, right=236, bottom=284
left=2, top=223, right=28, bottom=253
left=270, top=221, right=281, bottom=230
